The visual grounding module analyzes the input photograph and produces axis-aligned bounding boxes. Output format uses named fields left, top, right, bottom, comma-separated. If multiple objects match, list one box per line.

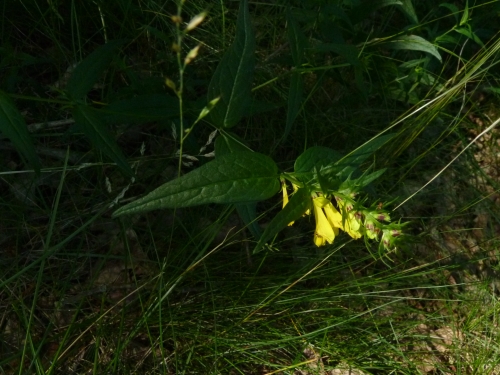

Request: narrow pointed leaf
left=281, top=7, right=307, bottom=143
left=454, top=26, right=484, bottom=47
left=381, top=35, right=442, bottom=62
left=459, top=0, right=469, bottom=26
left=334, top=134, right=395, bottom=178
left=340, top=169, right=387, bottom=191
left=0, top=90, right=40, bottom=172
left=295, top=146, right=342, bottom=173
left=207, top=0, right=255, bottom=128
left=73, top=105, right=133, bottom=177
left=254, top=187, right=310, bottom=253
left=283, top=72, right=303, bottom=143
left=113, top=151, right=280, bottom=217
left=287, top=7, right=306, bottom=66
left=314, top=43, right=360, bottom=66
left=398, top=0, right=418, bottom=24
left=66, top=40, right=125, bottom=100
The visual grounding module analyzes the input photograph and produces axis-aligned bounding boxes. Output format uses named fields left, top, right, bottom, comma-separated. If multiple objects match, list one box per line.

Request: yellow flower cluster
left=312, top=196, right=363, bottom=246
left=281, top=182, right=363, bottom=247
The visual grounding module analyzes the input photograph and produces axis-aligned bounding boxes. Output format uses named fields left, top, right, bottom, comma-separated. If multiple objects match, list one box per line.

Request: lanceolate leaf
left=113, top=151, right=280, bottom=217
left=334, top=134, right=395, bottom=178
left=381, top=35, right=442, bottom=62
left=398, top=0, right=418, bottom=24
left=254, top=187, right=310, bottom=253
left=207, top=0, right=255, bottom=128
left=287, top=7, right=306, bottom=66
left=73, top=105, right=133, bottom=177
left=66, top=40, right=125, bottom=100
left=0, top=90, right=40, bottom=173
left=283, top=72, right=303, bottom=143
left=295, top=146, right=342, bottom=173
left=340, top=169, right=387, bottom=192
left=281, top=7, right=307, bottom=143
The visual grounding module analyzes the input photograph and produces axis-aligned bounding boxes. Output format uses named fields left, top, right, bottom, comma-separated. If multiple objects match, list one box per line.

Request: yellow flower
left=319, top=197, right=343, bottom=230
left=282, top=182, right=290, bottom=208
left=312, top=197, right=338, bottom=247
left=336, top=197, right=363, bottom=239
left=281, top=181, right=295, bottom=226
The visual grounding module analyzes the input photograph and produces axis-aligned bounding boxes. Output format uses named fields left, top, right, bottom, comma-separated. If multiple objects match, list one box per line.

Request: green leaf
left=254, top=187, right=310, bottom=253
left=103, top=94, right=179, bottom=124
left=66, top=40, right=125, bottom=100
left=215, top=132, right=252, bottom=155
left=439, top=3, right=460, bottom=23
left=334, top=134, right=395, bottom=178
left=398, top=0, right=418, bottom=24
left=459, top=0, right=469, bottom=26
left=350, top=0, right=403, bottom=25
left=287, top=7, right=306, bottom=66
left=340, top=169, right=387, bottom=192
left=235, top=203, right=263, bottom=240
left=215, top=133, right=261, bottom=239
left=314, top=43, right=361, bottom=67
left=207, top=0, right=255, bottom=128
left=295, top=146, right=342, bottom=173
left=381, top=35, right=442, bottom=63
left=454, top=26, right=484, bottom=47
left=0, top=90, right=41, bottom=173
left=73, top=105, right=133, bottom=177
left=283, top=72, right=303, bottom=143
left=322, top=4, right=353, bottom=29
left=113, top=151, right=280, bottom=217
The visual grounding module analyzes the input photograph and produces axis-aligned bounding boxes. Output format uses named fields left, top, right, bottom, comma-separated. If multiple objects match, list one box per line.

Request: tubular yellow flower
left=312, top=197, right=336, bottom=247
left=321, top=200, right=343, bottom=230
left=336, top=197, right=363, bottom=239
left=281, top=181, right=295, bottom=226
left=281, top=182, right=290, bottom=209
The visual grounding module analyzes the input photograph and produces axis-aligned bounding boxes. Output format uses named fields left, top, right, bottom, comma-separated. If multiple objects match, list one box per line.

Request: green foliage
left=0, top=90, right=40, bottom=173
left=113, top=151, right=280, bottom=217
left=3, top=0, right=500, bottom=372
left=72, top=104, right=134, bottom=177
left=255, top=186, right=311, bottom=253
left=294, top=146, right=342, bottom=173
left=66, top=40, right=126, bottom=100
left=379, top=35, right=442, bottom=63
left=207, top=0, right=255, bottom=129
